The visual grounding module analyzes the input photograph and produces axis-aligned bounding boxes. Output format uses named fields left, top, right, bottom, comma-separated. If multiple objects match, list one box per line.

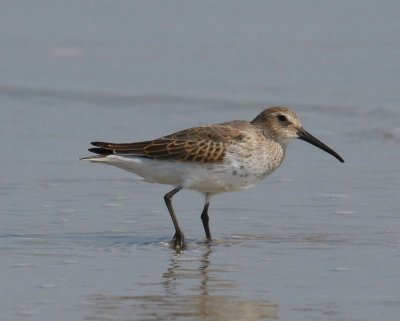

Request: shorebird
left=82, top=106, right=344, bottom=249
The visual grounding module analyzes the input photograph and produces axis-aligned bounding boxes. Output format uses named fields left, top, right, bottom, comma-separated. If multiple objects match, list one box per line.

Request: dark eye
left=277, top=115, right=288, bottom=122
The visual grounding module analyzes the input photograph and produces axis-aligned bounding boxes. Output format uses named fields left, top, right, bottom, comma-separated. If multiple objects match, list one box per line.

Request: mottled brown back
left=90, top=123, right=246, bottom=163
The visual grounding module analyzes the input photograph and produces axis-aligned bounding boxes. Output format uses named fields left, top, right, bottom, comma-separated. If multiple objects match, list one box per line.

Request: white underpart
left=86, top=141, right=286, bottom=195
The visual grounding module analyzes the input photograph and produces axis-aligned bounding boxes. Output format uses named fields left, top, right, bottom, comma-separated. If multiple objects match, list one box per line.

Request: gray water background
left=1, top=1, right=400, bottom=320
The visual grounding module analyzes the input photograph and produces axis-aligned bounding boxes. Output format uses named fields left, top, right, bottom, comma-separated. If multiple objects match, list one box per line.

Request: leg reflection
left=161, top=244, right=278, bottom=320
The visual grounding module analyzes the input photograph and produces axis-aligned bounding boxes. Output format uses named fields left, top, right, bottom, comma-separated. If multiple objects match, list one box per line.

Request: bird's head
left=251, top=106, right=344, bottom=163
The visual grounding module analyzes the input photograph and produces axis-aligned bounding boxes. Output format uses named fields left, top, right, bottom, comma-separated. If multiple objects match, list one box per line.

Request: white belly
left=88, top=149, right=283, bottom=195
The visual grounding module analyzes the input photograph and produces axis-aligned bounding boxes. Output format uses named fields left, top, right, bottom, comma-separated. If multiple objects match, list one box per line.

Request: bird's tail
left=80, top=142, right=113, bottom=161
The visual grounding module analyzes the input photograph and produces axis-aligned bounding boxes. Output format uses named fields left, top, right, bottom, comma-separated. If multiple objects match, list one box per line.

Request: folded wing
left=89, top=125, right=244, bottom=163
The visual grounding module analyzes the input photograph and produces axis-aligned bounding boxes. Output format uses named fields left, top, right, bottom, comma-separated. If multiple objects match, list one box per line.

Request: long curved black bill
left=297, top=128, right=344, bottom=163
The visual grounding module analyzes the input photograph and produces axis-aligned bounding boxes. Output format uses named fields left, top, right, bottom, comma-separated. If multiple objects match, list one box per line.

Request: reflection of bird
left=87, top=244, right=279, bottom=320
left=83, top=106, right=344, bottom=249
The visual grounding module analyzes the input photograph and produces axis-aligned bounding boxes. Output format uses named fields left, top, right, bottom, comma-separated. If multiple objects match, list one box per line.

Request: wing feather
left=89, top=124, right=245, bottom=163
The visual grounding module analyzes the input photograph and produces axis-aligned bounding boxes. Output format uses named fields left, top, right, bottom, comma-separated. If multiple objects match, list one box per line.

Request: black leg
left=201, top=194, right=212, bottom=241
left=164, top=185, right=185, bottom=249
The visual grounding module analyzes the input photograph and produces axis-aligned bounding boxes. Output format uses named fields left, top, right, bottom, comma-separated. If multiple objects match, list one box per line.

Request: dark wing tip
left=91, top=141, right=109, bottom=147
left=88, top=147, right=113, bottom=155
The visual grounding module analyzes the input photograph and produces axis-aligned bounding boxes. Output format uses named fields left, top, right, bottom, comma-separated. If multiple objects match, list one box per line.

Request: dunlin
left=82, top=106, right=344, bottom=249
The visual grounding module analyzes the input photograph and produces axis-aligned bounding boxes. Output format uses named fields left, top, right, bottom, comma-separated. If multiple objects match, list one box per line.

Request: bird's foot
left=205, top=237, right=213, bottom=244
left=171, top=232, right=186, bottom=251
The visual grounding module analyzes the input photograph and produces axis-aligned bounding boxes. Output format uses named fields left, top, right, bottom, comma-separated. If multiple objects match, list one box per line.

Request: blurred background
left=1, top=1, right=399, bottom=321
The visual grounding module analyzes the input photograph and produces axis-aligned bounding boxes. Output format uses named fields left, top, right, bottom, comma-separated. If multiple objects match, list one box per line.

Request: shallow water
left=1, top=1, right=400, bottom=321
